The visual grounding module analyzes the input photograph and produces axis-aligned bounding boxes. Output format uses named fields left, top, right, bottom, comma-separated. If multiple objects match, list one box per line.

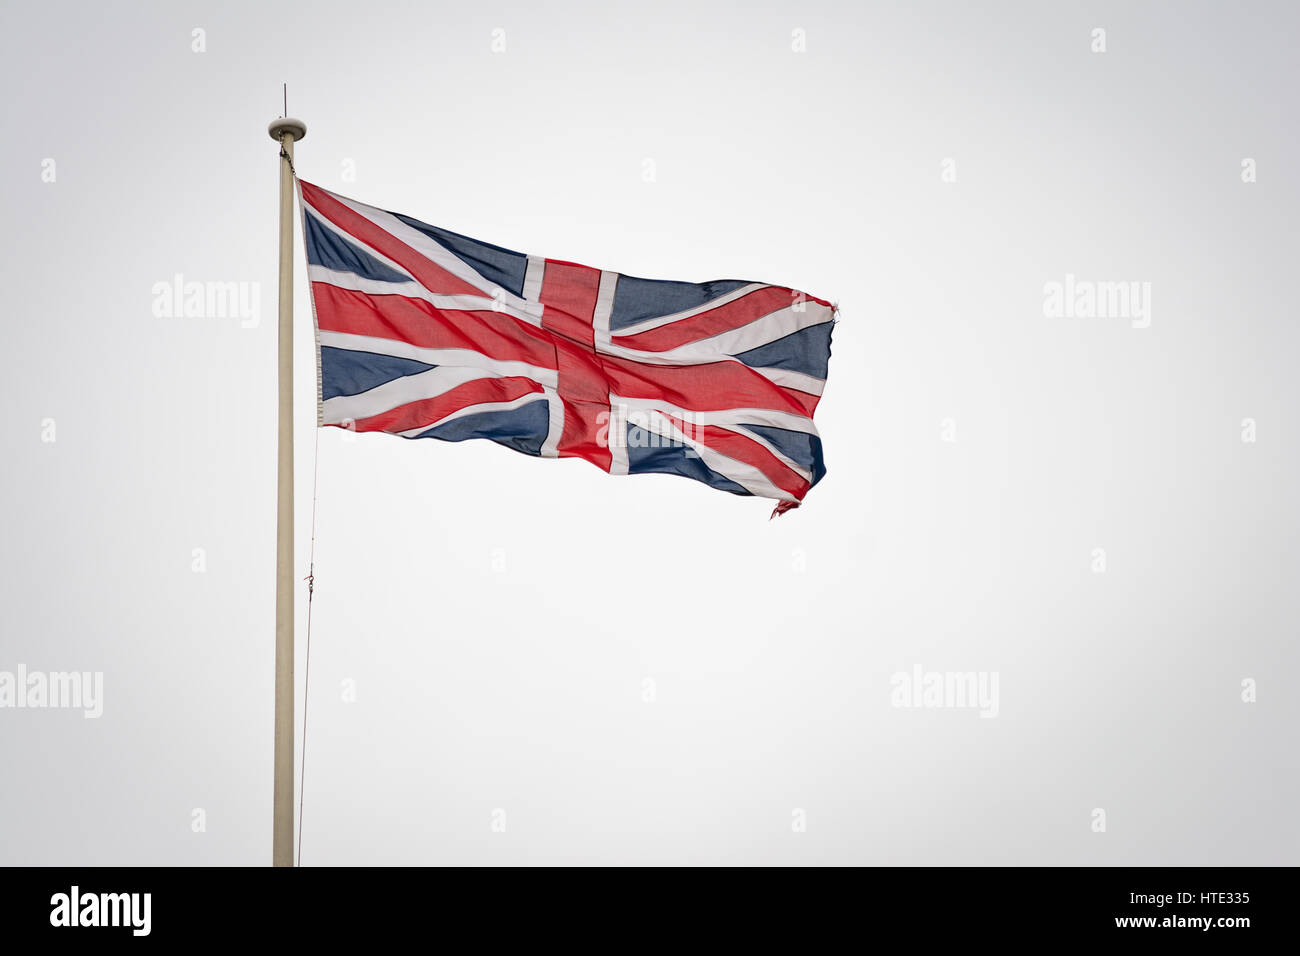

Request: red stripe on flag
left=313, top=283, right=558, bottom=371
left=300, top=182, right=487, bottom=299
left=602, top=356, right=821, bottom=418
left=670, top=419, right=811, bottom=501
left=539, top=261, right=612, bottom=469
left=610, top=286, right=817, bottom=353
left=350, top=376, right=544, bottom=434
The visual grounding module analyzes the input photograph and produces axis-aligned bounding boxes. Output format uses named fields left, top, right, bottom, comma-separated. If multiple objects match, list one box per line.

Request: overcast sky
left=1, top=0, right=1297, bottom=865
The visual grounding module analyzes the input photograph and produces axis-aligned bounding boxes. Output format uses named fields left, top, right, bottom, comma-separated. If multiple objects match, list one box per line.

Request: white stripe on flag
left=316, top=330, right=558, bottom=389
left=309, top=266, right=537, bottom=321
left=523, top=255, right=546, bottom=303
left=607, top=397, right=629, bottom=476
left=313, top=187, right=545, bottom=321
left=303, top=205, right=417, bottom=280
left=638, top=410, right=797, bottom=503
left=614, top=395, right=821, bottom=436
left=592, top=271, right=618, bottom=346
left=393, top=391, right=550, bottom=438
left=609, top=282, right=767, bottom=337
left=598, top=307, right=834, bottom=366
left=540, top=387, right=564, bottom=459
left=324, top=365, right=505, bottom=426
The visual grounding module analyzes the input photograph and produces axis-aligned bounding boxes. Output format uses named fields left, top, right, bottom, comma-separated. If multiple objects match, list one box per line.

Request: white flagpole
left=268, top=114, right=306, bottom=867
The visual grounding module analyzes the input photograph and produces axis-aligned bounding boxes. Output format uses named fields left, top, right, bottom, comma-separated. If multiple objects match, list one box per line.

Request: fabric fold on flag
left=296, top=180, right=836, bottom=515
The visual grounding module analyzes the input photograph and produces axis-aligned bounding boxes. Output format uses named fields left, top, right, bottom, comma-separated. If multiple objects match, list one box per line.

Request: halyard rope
left=296, top=398, right=321, bottom=866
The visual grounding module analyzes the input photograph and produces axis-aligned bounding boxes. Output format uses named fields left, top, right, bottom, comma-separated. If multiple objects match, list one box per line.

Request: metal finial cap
left=268, top=118, right=307, bottom=142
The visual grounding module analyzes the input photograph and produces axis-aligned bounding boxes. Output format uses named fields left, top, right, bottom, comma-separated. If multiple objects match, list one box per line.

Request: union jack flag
left=298, top=181, right=836, bottom=515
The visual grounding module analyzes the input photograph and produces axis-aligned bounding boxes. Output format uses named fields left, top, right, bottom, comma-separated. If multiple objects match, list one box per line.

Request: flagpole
left=268, top=114, right=306, bottom=867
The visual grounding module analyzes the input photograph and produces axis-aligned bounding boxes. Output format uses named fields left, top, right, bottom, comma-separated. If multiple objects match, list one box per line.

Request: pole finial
left=268, top=117, right=307, bottom=142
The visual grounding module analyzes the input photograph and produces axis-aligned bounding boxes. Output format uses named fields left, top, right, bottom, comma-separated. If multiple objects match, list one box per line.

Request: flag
left=298, top=181, right=835, bottom=515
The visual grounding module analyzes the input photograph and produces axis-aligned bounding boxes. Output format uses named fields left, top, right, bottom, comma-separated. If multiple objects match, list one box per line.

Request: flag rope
left=296, top=420, right=321, bottom=866
left=279, top=144, right=298, bottom=179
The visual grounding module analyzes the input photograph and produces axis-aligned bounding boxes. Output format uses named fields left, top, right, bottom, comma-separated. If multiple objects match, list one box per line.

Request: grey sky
left=1, top=0, right=1296, bottom=865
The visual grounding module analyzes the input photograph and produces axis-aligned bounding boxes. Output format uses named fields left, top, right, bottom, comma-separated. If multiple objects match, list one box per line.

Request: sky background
left=1, top=0, right=1297, bottom=865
